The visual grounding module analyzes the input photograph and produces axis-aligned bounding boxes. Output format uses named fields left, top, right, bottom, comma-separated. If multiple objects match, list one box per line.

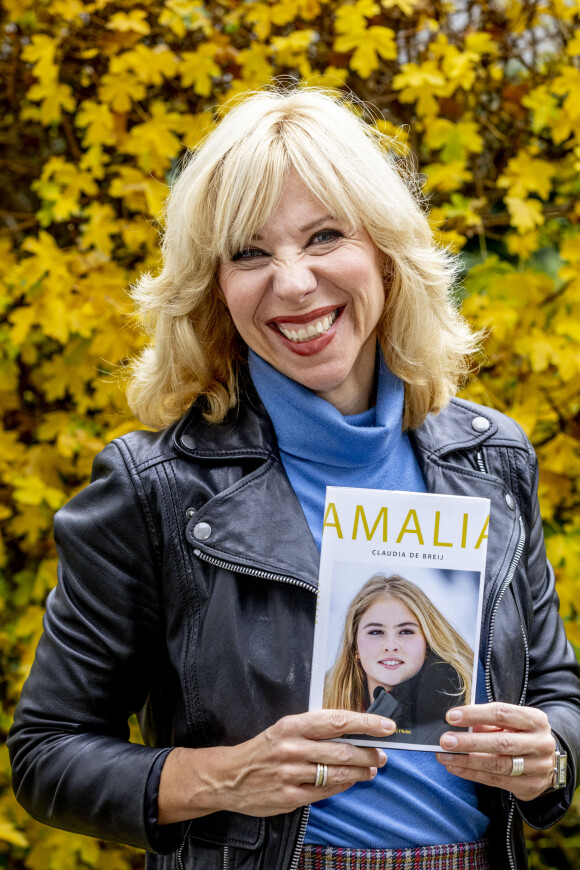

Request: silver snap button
left=193, top=521, right=212, bottom=540
left=186, top=507, right=196, bottom=519
left=471, top=416, right=490, bottom=433
left=505, top=494, right=516, bottom=511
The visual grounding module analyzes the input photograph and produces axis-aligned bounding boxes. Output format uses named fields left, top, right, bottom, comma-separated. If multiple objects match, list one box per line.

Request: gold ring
left=314, top=763, right=328, bottom=788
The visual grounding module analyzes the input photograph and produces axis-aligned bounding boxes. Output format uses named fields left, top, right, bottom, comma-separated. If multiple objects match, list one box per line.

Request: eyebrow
left=362, top=621, right=420, bottom=629
left=253, top=214, right=336, bottom=241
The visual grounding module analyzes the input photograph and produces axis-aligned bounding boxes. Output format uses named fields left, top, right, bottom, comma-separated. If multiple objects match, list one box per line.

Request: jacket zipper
left=518, top=620, right=530, bottom=702
left=505, top=799, right=516, bottom=870
left=177, top=821, right=192, bottom=870
left=476, top=450, right=487, bottom=474
left=502, top=621, right=531, bottom=870
left=193, top=549, right=317, bottom=593
left=484, top=516, right=526, bottom=701
left=289, top=806, right=310, bottom=870
left=484, top=514, right=527, bottom=870
left=176, top=831, right=230, bottom=870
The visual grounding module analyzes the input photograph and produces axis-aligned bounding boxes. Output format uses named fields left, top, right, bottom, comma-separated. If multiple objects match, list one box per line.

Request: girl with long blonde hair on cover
left=324, top=575, right=474, bottom=745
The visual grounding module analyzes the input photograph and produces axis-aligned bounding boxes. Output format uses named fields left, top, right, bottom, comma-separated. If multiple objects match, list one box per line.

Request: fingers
left=297, top=758, right=380, bottom=804
left=436, top=749, right=554, bottom=800
left=295, top=760, right=379, bottom=789
left=436, top=750, right=551, bottom=781
left=439, top=703, right=552, bottom=756
left=309, top=740, right=387, bottom=771
left=445, top=702, right=550, bottom=733
left=274, top=709, right=395, bottom=742
left=222, top=709, right=394, bottom=817
left=227, top=720, right=388, bottom=817
left=436, top=703, right=556, bottom=801
left=439, top=727, right=552, bottom=756
left=260, top=759, right=380, bottom=812
left=268, top=715, right=388, bottom=770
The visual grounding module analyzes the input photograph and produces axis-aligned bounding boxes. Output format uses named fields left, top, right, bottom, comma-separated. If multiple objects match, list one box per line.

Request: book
left=309, top=487, right=489, bottom=751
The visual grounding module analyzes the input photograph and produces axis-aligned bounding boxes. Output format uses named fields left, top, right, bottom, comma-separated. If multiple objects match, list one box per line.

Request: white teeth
left=382, top=660, right=401, bottom=666
left=277, top=309, right=338, bottom=342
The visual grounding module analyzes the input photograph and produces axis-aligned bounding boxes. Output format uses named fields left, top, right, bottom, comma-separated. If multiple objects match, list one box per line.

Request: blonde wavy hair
left=127, top=86, right=479, bottom=430
left=323, top=575, right=474, bottom=713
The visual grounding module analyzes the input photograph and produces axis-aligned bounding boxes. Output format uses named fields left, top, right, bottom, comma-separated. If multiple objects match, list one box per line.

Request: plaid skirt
left=298, top=839, right=489, bottom=870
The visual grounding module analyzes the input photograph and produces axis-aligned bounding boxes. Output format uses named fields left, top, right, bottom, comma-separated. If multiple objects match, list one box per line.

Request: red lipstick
left=268, top=307, right=343, bottom=356
left=267, top=305, right=340, bottom=326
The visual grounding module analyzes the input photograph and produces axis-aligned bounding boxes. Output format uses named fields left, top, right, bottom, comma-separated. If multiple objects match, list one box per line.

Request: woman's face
left=217, top=174, right=385, bottom=415
left=356, top=597, right=427, bottom=696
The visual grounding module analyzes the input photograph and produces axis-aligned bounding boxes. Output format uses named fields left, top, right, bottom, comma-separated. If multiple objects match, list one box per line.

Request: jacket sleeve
left=515, top=448, right=580, bottom=829
left=8, top=440, right=184, bottom=853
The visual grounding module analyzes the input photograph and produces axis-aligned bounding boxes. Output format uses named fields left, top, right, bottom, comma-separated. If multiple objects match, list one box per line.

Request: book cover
left=309, top=486, right=490, bottom=751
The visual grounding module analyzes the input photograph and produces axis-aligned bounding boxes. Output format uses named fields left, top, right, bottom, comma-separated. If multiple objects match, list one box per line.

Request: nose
left=271, top=258, right=317, bottom=302
left=382, top=634, right=399, bottom=652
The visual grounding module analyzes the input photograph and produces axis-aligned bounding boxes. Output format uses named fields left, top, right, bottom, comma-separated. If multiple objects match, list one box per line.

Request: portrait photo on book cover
left=320, top=564, right=481, bottom=750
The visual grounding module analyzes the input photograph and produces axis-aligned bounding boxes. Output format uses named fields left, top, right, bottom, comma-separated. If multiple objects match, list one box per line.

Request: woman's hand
left=159, top=710, right=393, bottom=824
left=436, top=702, right=556, bottom=801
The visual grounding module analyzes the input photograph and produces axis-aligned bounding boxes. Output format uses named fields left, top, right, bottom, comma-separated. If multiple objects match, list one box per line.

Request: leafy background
left=1, top=0, right=579, bottom=866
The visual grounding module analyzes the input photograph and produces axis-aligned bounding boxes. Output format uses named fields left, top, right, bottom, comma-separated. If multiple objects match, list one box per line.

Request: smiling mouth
left=273, top=308, right=340, bottom=343
left=380, top=659, right=403, bottom=667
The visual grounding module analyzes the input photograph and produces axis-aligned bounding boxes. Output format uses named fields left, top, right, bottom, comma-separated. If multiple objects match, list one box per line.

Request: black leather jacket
left=9, top=390, right=580, bottom=870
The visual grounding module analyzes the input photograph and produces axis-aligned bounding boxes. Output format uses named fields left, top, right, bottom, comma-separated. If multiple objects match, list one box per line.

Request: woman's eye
left=232, top=248, right=267, bottom=261
left=400, top=629, right=415, bottom=636
left=368, top=629, right=384, bottom=636
left=310, top=229, right=342, bottom=246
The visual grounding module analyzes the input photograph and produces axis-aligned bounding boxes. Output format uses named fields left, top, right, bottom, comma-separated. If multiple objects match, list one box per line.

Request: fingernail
left=441, top=733, right=458, bottom=749
left=447, top=709, right=462, bottom=724
left=381, top=718, right=394, bottom=732
left=378, top=750, right=387, bottom=765
left=370, top=767, right=378, bottom=778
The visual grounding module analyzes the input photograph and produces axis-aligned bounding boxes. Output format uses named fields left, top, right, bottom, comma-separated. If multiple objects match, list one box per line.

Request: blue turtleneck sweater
left=249, top=350, right=423, bottom=547
left=248, top=349, right=489, bottom=848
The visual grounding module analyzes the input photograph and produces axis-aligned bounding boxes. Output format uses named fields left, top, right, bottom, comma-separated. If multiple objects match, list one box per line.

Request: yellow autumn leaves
left=1, top=0, right=580, bottom=865
left=334, top=1, right=396, bottom=78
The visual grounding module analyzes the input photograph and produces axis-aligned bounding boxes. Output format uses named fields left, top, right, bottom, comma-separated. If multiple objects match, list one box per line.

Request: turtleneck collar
left=247, top=348, right=406, bottom=469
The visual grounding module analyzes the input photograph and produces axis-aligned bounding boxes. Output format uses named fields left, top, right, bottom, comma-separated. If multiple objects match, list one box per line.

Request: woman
left=8, top=87, right=580, bottom=870
left=324, top=574, right=474, bottom=746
